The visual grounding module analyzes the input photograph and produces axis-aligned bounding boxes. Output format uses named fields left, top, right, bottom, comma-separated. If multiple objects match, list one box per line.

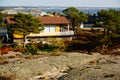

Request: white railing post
left=68, top=24, right=70, bottom=33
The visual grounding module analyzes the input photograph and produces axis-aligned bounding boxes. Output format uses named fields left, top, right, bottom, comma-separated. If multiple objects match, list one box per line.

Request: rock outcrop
left=0, top=52, right=120, bottom=80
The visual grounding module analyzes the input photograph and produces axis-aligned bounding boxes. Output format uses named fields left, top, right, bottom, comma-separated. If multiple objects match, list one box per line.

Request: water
left=1, top=6, right=120, bottom=14
left=24, top=6, right=120, bottom=14
left=40, top=8, right=99, bottom=14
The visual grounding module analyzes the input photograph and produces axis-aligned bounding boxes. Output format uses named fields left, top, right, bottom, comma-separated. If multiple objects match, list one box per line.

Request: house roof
left=88, top=16, right=103, bottom=22
left=35, top=16, right=70, bottom=25
left=6, top=16, right=70, bottom=25
left=6, top=17, right=15, bottom=24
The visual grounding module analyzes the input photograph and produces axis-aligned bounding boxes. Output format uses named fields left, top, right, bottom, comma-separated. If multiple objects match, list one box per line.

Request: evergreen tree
left=11, top=13, right=43, bottom=48
left=0, top=12, right=7, bottom=27
left=63, top=7, right=88, bottom=32
left=98, top=9, right=120, bottom=34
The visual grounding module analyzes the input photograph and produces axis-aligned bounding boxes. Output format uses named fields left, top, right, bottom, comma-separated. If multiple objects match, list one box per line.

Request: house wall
left=44, top=25, right=56, bottom=33
left=14, top=33, right=23, bottom=38
left=0, top=27, right=7, bottom=36
left=13, top=24, right=74, bottom=39
left=14, top=36, right=73, bottom=44
left=0, top=27, right=9, bottom=43
left=83, top=24, right=93, bottom=28
left=55, top=25, right=60, bottom=32
left=80, top=23, right=93, bottom=28
left=43, top=24, right=61, bottom=33
left=12, top=24, right=74, bottom=44
left=13, top=24, right=61, bottom=38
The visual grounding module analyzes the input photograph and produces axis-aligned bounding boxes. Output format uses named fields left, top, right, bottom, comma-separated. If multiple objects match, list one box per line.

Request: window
left=44, top=25, right=55, bottom=33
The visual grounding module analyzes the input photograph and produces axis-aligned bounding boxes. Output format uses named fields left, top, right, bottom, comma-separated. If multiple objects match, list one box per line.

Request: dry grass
left=0, top=58, right=9, bottom=65
left=0, top=74, right=17, bottom=80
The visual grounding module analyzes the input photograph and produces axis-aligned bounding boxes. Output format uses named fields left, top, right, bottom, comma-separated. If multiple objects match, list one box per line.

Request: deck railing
left=28, top=31, right=74, bottom=37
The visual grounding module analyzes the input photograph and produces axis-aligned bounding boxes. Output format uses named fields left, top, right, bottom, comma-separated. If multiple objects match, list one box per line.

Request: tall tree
left=98, top=9, right=120, bottom=34
left=0, top=12, right=7, bottom=43
left=0, top=12, right=7, bottom=27
left=11, top=13, right=43, bottom=48
left=63, top=7, right=87, bottom=32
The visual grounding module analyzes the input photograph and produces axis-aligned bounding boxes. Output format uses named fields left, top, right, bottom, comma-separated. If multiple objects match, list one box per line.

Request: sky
left=0, top=0, right=120, bottom=7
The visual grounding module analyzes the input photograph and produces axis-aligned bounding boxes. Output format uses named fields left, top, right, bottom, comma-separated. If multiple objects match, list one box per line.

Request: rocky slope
left=0, top=52, right=120, bottom=80
left=59, top=55, right=120, bottom=80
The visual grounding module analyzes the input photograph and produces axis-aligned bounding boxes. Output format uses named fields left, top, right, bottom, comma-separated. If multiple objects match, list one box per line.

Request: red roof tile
left=35, top=16, right=70, bottom=24
left=6, top=16, right=70, bottom=25
left=6, top=17, right=15, bottom=24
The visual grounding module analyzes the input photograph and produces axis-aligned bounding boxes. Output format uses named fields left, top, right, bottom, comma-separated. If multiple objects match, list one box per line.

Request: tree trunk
left=23, top=35, right=26, bottom=49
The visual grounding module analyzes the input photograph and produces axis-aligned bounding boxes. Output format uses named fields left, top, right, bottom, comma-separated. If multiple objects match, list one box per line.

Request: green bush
left=39, top=43, right=55, bottom=52
left=25, top=43, right=38, bottom=55
left=65, top=29, right=120, bottom=55
left=49, top=38, right=67, bottom=52
left=37, top=38, right=69, bottom=53
left=66, top=40, right=94, bottom=53
left=111, top=34, right=120, bottom=45
left=11, top=42, right=24, bottom=52
left=37, top=41, right=44, bottom=49
left=0, top=40, right=2, bottom=48
left=66, top=32, right=102, bottom=53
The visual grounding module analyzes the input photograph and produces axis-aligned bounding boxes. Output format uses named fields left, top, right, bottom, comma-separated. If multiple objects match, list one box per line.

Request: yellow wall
left=13, top=34, right=23, bottom=38
left=13, top=31, right=23, bottom=38
left=14, top=25, right=60, bottom=38
left=55, top=25, right=60, bottom=32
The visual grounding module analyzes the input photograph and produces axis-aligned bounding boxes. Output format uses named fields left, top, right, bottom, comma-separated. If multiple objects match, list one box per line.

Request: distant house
left=80, top=14, right=103, bottom=30
left=6, top=16, right=74, bottom=43
left=88, top=14, right=103, bottom=23
left=0, top=27, right=8, bottom=43
left=2, top=9, right=18, bottom=15
left=28, top=16, right=74, bottom=37
left=80, top=22, right=93, bottom=28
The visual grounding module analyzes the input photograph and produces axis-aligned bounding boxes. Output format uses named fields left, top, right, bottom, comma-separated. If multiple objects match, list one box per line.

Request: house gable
left=35, top=16, right=70, bottom=25
left=35, top=16, right=70, bottom=33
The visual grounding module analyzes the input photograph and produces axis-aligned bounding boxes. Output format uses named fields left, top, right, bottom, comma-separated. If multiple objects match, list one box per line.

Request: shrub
left=66, top=40, right=91, bottom=53
left=25, top=43, right=38, bottom=55
left=11, top=42, right=24, bottom=52
left=49, top=38, right=67, bottom=52
left=66, top=34, right=101, bottom=53
left=0, top=40, right=2, bottom=55
left=15, top=47, right=24, bottom=52
left=37, top=42, right=44, bottom=49
left=111, top=34, right=120, bottom=45
left=0, top=47, right=9, bottom=54
left=37, top=42, right=55, bottom=52
left=0, top=40, right=2, bottom=48
left=0, top=74, right=16, bottom=80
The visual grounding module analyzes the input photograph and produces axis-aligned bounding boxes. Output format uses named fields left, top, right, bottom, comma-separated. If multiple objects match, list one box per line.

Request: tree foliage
left=0, top=12, right=7, bottom=27
left=63, top=7, right=88, bottom=31
left=98, top=9, right=120, bottom=34
left=11, top=13, right=43, bottom=48
left=12, top=13, right=43, bottom=34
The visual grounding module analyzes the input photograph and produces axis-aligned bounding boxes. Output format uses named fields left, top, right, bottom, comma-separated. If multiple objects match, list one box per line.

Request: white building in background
left=80, top=22, right=93, bottom=29
left=1, top=9, right=18, bottom=15
left=31, top=10, right=54, bottom=17
left=1, top=8, right=54, bottom=17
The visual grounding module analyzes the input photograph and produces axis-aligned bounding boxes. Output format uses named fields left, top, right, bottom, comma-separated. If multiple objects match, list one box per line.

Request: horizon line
left=0, top=5, right=120, bottom=8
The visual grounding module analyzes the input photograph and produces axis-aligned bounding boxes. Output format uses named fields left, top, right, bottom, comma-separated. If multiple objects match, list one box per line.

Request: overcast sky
left=0, top=0, right=120, bottom=7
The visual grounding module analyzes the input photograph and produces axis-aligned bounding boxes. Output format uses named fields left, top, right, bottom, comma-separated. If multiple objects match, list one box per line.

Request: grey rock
left=0, top=53, right=120, bottom=80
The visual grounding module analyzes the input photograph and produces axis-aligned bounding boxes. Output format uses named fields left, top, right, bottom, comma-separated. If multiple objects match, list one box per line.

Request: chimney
left=53, top=12, right=59, bottom=17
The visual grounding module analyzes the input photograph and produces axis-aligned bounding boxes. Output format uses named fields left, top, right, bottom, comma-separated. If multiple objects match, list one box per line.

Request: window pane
left=50, top=25, right=55, bottom=32
left=44, top=26, right=49, bottom=33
